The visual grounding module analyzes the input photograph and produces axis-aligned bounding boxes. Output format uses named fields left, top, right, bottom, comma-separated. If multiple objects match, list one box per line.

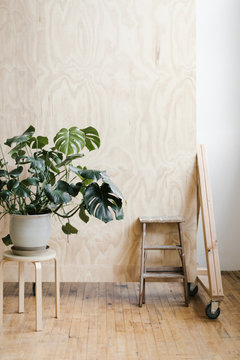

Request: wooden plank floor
left=0, top=272, right=240, bottom=360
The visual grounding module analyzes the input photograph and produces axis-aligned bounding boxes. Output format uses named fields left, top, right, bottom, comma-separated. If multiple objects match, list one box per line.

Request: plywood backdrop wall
left=0, top=0, right=196, bottom=282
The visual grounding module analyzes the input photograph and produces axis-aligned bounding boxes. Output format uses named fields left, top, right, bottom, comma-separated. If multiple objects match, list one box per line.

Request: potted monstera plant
left=0, top=125, right=124, bottom=255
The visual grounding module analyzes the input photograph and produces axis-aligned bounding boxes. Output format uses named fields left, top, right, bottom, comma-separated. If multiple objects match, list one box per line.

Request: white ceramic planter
left=9, top=213, right=51, bottom=250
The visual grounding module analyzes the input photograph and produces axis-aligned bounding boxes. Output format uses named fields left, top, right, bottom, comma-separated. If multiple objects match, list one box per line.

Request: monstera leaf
left=54, top=127, right=85, bottom=155
left=44, top=184, right=72, bottom=204
left=5, top=125, right=35, bottom=147
left=84, top=182, right=123, bottom=223
left=31, top=136, right=48, bottom=149
left=81, top=127, right=100, bottom=151
left=34, top=149, right=63, bottom=174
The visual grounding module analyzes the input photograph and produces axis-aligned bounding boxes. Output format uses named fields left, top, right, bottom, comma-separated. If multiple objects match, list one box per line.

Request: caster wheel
left=205, top=303, right=220, bottom=319
left=32, top=282, right=36, bottom=296
left=188, top=283, right=198, bottom=296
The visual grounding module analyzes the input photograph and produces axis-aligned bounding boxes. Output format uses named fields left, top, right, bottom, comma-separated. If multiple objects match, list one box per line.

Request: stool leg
left=142, top=251, right=147, bottom=304
left=139, top=222, right=146, bottom=307
left=178, top=223, right=189, bottom=306
left=18, top=262, right=24, bottom=313
left=0, top=260, right=7, bottom=326
left=34, top=262, right=42, bottom=331
left=142, top=279, right=146, bottom=304
left=54, top=258, right=60, bottom=319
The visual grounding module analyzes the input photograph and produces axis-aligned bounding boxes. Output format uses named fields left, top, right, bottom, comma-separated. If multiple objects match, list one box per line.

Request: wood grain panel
left=0, top=0, right=196, bottom=281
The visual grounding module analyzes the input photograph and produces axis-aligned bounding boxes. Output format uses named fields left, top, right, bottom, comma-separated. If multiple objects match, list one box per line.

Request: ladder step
left=146, top=266, right=183, bottom=273
left=143, top=272, right=185, bottom=279
left=144, top=245, right=182, bottom=250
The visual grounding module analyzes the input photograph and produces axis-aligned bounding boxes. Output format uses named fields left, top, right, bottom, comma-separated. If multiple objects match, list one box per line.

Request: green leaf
left=2, top=234, right=12, bottom=246
left=69, top=166, right=101, bottom=181
left=84, top=182, right=123, bottom=223
left=12, top=150, right=26, bottom=160
left=44, top=184, right=72, bottom=204
left=47, top=171, right=57, bottom=186
left=55, top=180, right=70, bottom=192
left=0, top=170, right=8, bottom=177
left=34, top=150, right=63, bottom=174
left=22, top=125, right=35, bottom=137
left=69, top=183, right=82, bottom=197
left=79, top=204, right=89, bottom=223
left=57, top=153, right=84, bottom=167
left=5, top=125, right=35, bottom=147
left=54, top=127, right=85, bottom=155
left=31, top=136, right=49, bottom=149
left=9, top=166, right=23, bottom=178
left=21, top=177, right=39, bottom=186
left=20, top=157, right=45, bottom=172
left=7, top=179, right=19, bottom=191
left=25, top=204, right=38, bottom=214
left=14, top=183, right=31, bottom=198
left=9, top=143, right=27, bottom=158
left=101, top=171, right=124, bottom=200
left=0, top=180, right=6, bottom=190
left=81, top=126, right=100, bottom=151
left=62, top=222, right=78, bottom=235
left=55, top=180, right=81, bottom=197
left=0, top=190, right=12, bottom=200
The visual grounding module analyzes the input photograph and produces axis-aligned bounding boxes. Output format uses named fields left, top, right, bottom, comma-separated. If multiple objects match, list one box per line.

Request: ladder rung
left=146, top=266, right=183, bottom=273
left=144, top=245, right=182, bottom=250
left=143, top=272, right=185, bottom=279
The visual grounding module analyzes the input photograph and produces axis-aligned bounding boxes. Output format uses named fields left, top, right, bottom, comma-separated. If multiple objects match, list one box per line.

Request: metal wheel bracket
left=210, top=301, right=220, bottom=314
left=189, top=282, right=197, bottom=293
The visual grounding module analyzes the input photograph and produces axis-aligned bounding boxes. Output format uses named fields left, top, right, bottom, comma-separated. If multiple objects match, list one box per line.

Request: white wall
left=197, top=0, right=240, bottom=270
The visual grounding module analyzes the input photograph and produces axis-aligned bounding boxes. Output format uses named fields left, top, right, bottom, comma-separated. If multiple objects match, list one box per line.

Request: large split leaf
left=84, top=182, right=123, bottom=223
left=34, top=150, right=63, bottom=174
left=54, top=127, right=85, bottom=155
left=81, top=126, right=100, bottom=151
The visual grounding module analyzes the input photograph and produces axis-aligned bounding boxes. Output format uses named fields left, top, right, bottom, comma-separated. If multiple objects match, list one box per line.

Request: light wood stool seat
left=0, top=248, right=60, bottom=331
left=139, top=216, right=189, bottom=307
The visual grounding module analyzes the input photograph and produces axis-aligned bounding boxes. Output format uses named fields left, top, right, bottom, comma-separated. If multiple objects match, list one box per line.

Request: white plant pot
left=9, top=213, right=51, bottom=250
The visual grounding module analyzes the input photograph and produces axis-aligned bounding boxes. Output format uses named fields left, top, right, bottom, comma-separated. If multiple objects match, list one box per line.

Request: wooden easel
left=195, top=144, right=224, bottom=318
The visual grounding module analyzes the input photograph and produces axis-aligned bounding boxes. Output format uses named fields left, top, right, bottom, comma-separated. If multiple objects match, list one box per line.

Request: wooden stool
left=0, top=249, right=60, bottom=331
left=139, top=216, right=189, bottom=307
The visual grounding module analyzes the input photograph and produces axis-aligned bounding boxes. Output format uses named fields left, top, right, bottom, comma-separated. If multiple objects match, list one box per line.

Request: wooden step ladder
left=138, top=216, right=189, bottom=307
